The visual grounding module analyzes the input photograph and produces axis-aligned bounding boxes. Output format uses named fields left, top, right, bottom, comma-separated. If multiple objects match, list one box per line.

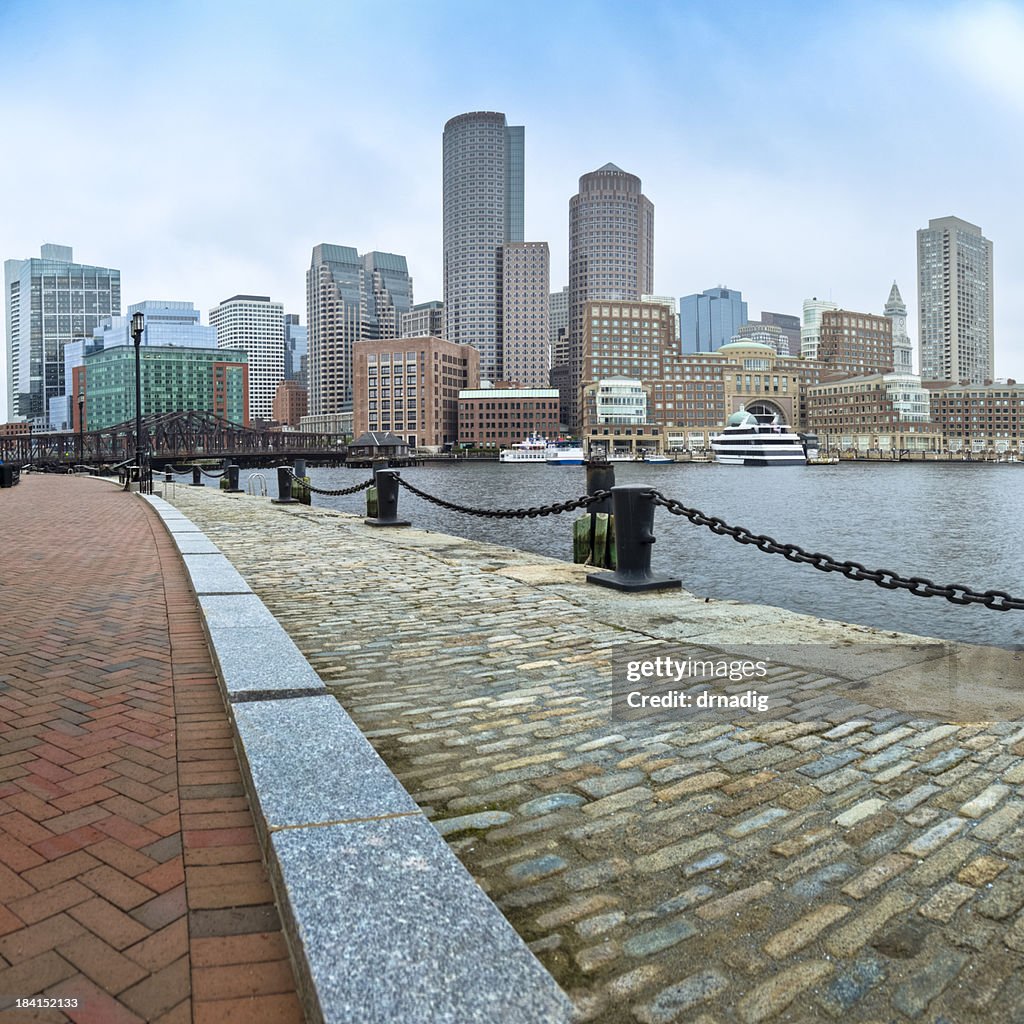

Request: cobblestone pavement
left=170, top=485, right=1024, bottom=1024
left=0, top=477, right=305, bottom=1024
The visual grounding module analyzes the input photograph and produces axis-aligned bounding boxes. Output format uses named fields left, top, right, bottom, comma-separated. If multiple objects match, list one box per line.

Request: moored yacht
left=710, top=409, right=813, bottom=466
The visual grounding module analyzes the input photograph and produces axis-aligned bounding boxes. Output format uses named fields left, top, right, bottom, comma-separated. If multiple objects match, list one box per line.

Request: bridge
left=0, top=410, right=349, bottom=469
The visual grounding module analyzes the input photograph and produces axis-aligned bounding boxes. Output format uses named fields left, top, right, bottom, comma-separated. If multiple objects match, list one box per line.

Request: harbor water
left=189, top=461, right=1024, bottom=650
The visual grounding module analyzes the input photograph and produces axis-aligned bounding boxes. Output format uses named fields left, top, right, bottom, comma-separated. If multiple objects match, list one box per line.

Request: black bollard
left=364, top=470, right=410, bottom=527
left=164, top=469, right=173, bottom=483
left=225, top=464, right=243, bottom=493
left=587, top=485, right=681, bottom=592
left=272, top=466, right=298, bottom=504
left=191, top=465, right=203, bottom=486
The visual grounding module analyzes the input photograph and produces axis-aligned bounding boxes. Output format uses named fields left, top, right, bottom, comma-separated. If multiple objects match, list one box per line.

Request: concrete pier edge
left=140, top=493, right=573, bottom=1024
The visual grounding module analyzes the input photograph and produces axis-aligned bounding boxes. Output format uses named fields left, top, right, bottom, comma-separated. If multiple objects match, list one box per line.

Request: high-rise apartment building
left=680, top=287, right=747, bottom=354
left=442, top=111, right=524, bottom=381
left=883, top=282, right=913, bottom=374
left=4, top=244, right=120, bottom=423
left=209, top=295, right=285, bottom=423
left=502, top=242, right=550, bottom=387
left=917, top=217, right=993, bottom=383
left=568, top=163, right=654, bottom=430
left=800, top=297, right=839, bottom=360
left=306, top=244, right=413, bottom=429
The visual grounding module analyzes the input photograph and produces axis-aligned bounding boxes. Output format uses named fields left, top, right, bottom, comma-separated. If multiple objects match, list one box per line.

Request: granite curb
left=141, top=493, right=572, bottom=1024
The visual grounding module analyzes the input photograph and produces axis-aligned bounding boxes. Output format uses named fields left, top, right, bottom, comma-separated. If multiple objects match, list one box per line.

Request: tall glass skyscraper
left=4, top=244, right=120, bottom=423
left=442, top=111, right=525, bottom=382
left=306, top=244, right=412, bottom=423
left=679, top=287, right=748, bottom=354
left=567, top=163, right=654, bottom=430
left=917, top=216, right=994, bottom=383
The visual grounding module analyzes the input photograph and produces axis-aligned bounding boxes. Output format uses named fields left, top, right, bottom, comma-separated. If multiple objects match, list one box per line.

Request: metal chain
left=280, top=467, right=374, bottom=497
left=648, top=489, right=1024, bottom=612
left=397, top=477, right=612, bottom=519
left=198, top=467, right=226, bottom=478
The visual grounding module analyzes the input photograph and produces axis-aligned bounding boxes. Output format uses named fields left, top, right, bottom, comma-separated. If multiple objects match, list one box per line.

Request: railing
left=193, top=459, right=1024, bottom=614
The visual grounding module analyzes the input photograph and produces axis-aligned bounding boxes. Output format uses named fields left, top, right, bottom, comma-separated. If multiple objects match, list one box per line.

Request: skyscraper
left=883, top=282, right=913, bottom=375
left=306, top=244, right=412, bottom=427
left=209, top=295, right=285, bottom=423
left=917, top=216, right=993, bottom=383
left=800, top=298, right=839, bottom=360
left=679, top=287, right=747, bottom=353
left=4, top=244, right=120, bottom=423
left=284, top=314, right=308, bottom=386
left=442, top=111, right=524, bottom=382
left=502, top=242, right=550, bottom=388
left=567, top=163, right=654, bottom=430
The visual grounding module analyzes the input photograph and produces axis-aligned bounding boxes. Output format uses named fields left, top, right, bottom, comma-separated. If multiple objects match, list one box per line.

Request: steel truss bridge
left=0, top=411, right=348, bottom=468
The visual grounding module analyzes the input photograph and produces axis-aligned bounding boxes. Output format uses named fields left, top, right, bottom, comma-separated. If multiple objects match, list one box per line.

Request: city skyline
left=3, top=0, right=1024, bottom=422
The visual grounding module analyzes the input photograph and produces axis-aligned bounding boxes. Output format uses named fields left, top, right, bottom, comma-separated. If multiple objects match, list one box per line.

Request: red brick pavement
left=0, top=476, right=305, bottom=1024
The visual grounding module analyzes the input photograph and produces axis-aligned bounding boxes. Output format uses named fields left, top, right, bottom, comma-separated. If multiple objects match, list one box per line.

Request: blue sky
left=3, top=0, right=1023, bottom=419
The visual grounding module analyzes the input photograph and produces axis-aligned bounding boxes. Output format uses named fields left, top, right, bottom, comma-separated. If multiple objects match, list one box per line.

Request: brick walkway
left=0, top=476, right=305, bottom=1024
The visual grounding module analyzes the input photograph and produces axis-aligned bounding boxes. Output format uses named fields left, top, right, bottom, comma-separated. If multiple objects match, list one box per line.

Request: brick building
left=457, top=385, right=561, bottom=448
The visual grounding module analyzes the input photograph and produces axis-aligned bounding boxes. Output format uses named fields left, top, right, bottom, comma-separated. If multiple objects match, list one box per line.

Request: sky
left=3, top=0, right=1024, bottom=421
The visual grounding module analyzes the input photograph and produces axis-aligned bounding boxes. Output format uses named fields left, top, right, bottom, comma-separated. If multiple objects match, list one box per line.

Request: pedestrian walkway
left=0, top=476, right=305, bottom=1024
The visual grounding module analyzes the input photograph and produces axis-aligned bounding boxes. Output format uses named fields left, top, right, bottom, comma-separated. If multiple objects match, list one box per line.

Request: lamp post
left=77, top=387, right=85, bottom=467
left=131, top=311, right=145, bottom=481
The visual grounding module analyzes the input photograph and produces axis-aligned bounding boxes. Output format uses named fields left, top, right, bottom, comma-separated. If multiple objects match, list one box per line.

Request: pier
left=3, top=474, right=1024, bottom=1022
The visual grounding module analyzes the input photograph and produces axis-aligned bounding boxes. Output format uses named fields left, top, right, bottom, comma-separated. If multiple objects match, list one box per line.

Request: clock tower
left=884, top=281, right=913, bottom=374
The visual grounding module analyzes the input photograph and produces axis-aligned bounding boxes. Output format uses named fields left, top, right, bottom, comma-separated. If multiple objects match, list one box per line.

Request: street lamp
left=77, top=386, right=85, bottom=467
left=131, top=311, right=145, bottom=482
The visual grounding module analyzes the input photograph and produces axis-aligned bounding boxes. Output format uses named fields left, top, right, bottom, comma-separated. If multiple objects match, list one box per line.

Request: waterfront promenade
left=0, top=476, right=304, bottom=1023
left=163, top=481, right=1024, bottom=1023
left=5, top=475, right=1024, bottom=1022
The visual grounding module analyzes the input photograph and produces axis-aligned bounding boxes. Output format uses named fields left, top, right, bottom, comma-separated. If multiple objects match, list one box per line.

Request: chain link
left=397, top=477, right=612, bottom=519
left=198, top=467, right=226, bottom=478
left=648, top=489, right=1024, bottom=612
left=280, top=467, right=374, bottom=497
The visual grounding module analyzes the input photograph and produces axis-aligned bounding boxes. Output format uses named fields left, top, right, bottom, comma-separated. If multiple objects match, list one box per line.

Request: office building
left=352, top=336, right=478, bottom=448
left=4, top=244, right=120, bottom=423
left=502, top=242, right=550, bottom=388
left=760, top=311, right=801, bottom=355
left=680, top=287, right=746, bottom=354
left=284, top=313, right=308, bottom=386
left=735, top=322, right=789, bottom=356
left=306, top=245, right=413, bottom=430
left=442, top=111, right=524, bottom=381
left=817, top=309, right=894, bottom=377
left=272, top=380, right=308, bottom=427
left=806, top=373, right=939, bottom=453
left=884, top=283, right=913, bottom=375
left=568, top=163, right=654, bottom=430
left=208, top=295, right=284, bottom=422
left=800, top=297, right=839, bottom=359
left=925, top=379, right=1024, bottom=452
left=74, top=345, right=248, bottom=431
left=917, top=217, right=993, bottom=383
left=401, top=301, right=444, bottom=340
left=457, top=384, right=561, bottom=448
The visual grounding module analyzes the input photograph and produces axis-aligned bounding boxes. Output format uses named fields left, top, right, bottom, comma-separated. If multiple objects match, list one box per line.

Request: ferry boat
left=710, top=410, right=815, bottom=466
left=499, top=437, right=585, bottom=465
left=545, top=443, right=585, bottom=466
left=498, top=437, right=550, bottom=463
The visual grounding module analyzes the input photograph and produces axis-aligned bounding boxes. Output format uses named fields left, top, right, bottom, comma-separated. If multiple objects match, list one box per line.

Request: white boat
left=710, top=410, right=814, bottom=466
left=545, top=443, right=585, bottom=466
left=499, top=437, right=584, bottom=465
left=640, top=453, right=673, bottom=464
left=499, top=437, right=550, bottom=463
